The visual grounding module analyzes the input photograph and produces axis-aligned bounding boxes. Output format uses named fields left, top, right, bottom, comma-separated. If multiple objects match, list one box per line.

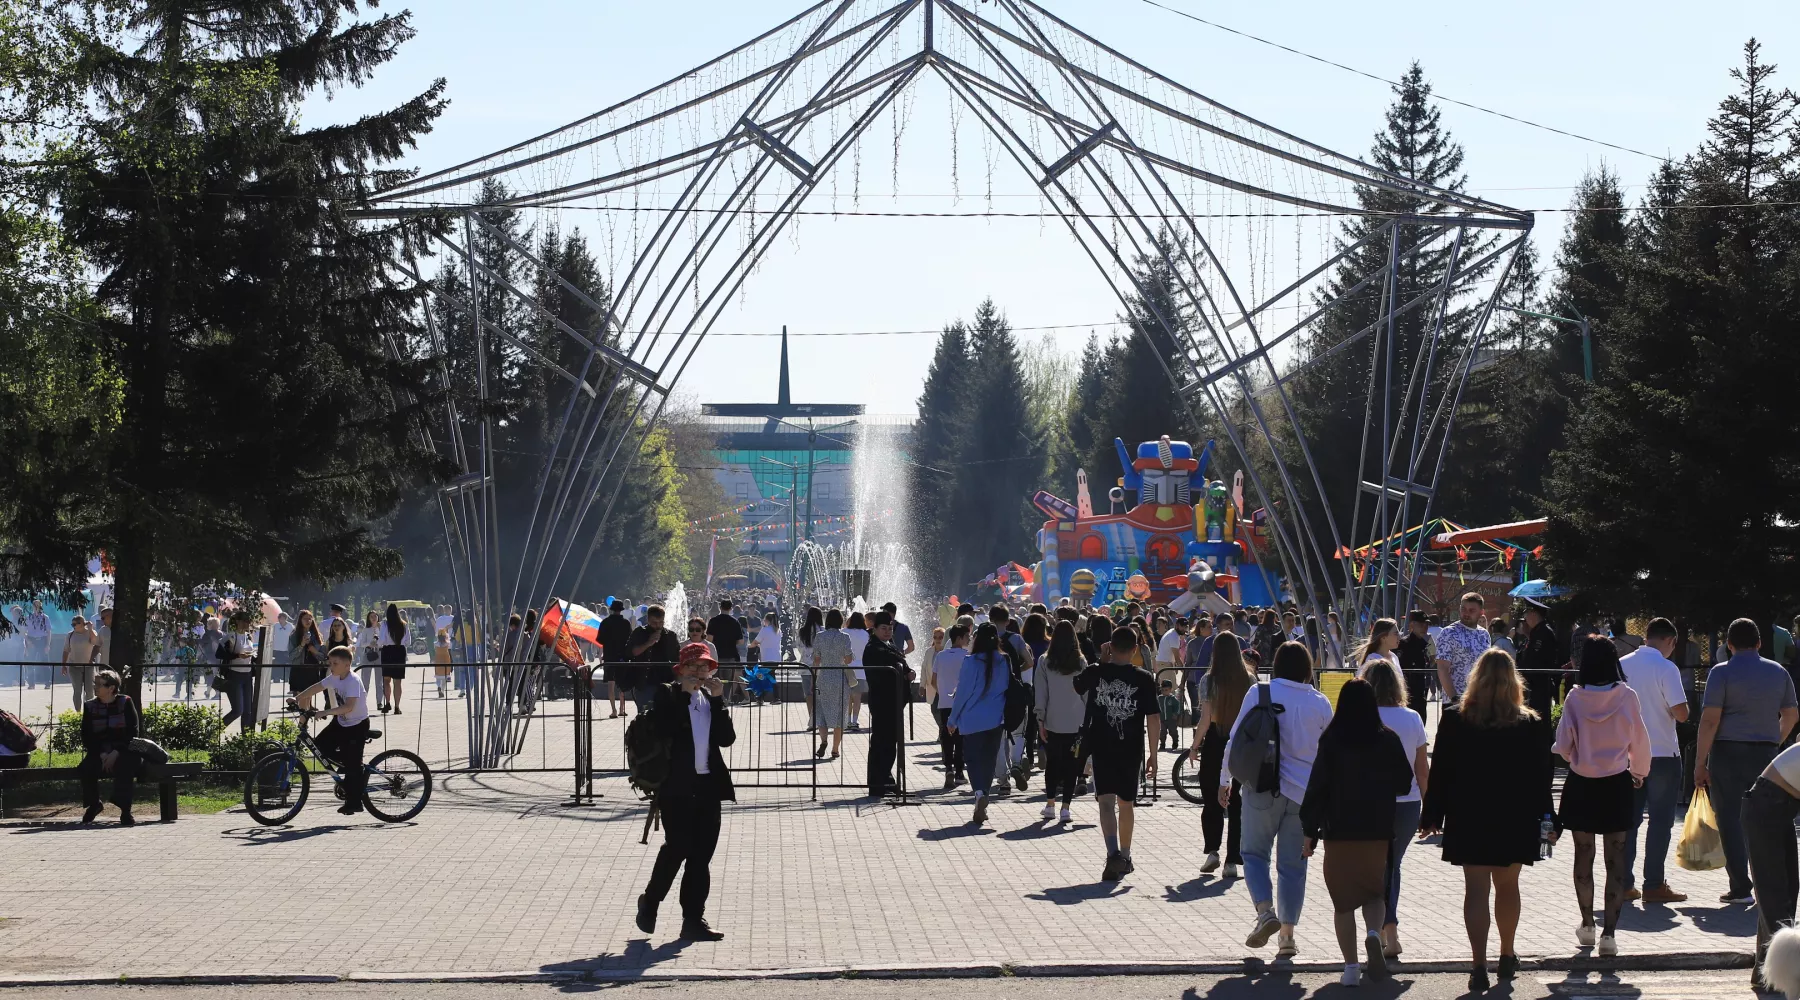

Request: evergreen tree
left=31, top=1, right=449, bottom=684
left=950, top=301, right=1042, bottom=590
left=1087, top=235, right=1214, bottom=487
left=1545, top=44, right=1800, bottom=626
left=1290, top=63, right=1498, bottom=547
left=1063, top=332, right=1111, bottom=488
left=909, top=322, right=973, bottom=590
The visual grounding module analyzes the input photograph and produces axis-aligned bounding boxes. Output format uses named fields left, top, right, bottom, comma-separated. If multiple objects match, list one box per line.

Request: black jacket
left=1300, top=728, right=1413, bottom=841
left=651, top=681, right=737, bottom=801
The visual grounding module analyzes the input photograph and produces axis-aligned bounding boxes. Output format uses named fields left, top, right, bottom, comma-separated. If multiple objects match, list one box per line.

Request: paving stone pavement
left=0, top=695, right=1758, bottom=980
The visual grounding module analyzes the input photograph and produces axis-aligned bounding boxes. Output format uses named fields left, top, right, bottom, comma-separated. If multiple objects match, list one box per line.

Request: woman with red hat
left=636, top=641, right=734, bottom=943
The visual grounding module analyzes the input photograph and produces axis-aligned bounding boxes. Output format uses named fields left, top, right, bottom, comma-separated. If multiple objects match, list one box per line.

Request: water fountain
left=664, top=580, right=689, bottom=632
left=783, top=421, right=932, bottom=639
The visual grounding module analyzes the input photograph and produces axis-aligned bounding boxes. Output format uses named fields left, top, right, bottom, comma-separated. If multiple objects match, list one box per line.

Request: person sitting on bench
left=78, top=669, right=141, bottom=826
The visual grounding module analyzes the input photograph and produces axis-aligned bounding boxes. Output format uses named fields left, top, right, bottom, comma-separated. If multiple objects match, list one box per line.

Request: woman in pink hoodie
left=1554, top=636, right=1653, bottom=957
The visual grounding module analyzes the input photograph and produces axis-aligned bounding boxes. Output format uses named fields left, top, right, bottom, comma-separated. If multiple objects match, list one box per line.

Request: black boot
left=635, top=893, right=657, bottom=934
left=680, top=918, right=724, bottom=942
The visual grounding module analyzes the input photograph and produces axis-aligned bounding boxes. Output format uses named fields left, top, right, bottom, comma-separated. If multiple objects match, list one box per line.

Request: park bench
left=0, top=760, right=206, bottom=822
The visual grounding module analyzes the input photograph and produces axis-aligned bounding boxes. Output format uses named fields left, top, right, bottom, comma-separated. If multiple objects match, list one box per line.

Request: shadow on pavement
left=1027, top=882, right=1133, bottom=904
left=541, top=936, right=692, bottom=977
left=1165, top=875, right=1236, bottom=903
left=917, top=823, right=990, bottom=841
left=996, top=820, right=1091, bottom=841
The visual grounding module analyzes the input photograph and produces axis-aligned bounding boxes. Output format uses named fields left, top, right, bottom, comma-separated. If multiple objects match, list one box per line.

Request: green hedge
left=211, top=719, right=299, bottom=773
left=141, top=703, right=226, bottom=751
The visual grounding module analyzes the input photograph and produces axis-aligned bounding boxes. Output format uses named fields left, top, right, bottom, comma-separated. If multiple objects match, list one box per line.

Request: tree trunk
left=110, top=521, right=154, bottom=703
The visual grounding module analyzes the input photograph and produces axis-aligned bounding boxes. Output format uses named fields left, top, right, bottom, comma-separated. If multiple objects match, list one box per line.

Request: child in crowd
left=1158, top=679, right=1184, bottom=749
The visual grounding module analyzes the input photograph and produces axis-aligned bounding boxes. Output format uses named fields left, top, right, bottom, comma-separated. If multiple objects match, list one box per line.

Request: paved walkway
left=0, top=743, right=1757, bottom=981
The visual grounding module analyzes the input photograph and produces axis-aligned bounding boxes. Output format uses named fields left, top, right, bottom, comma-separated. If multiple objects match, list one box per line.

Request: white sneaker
left=1597, top=934, right=1617, bottom=958
left=1059, top=807, right=1072, bottom=823
left=1245, top=910, right=1281, bottom=948
left=1040, top=803, right=1056, bottom=820
left=1223, top=862, right=1240, bottom=879
left=1340, top=963, right=1361, bottom=987
left=1200, top=851, right=1221, bottom=873
left=1576, top=923, right=1596, bottom=947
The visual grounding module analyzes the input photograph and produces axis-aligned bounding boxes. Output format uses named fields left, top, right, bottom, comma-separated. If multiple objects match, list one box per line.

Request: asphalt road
left=0, top=972, right=1763, bottom=1000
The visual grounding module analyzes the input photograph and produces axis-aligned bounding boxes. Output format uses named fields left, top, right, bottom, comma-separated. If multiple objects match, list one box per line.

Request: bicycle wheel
left=244, top=750, right=310, bottom=826
left=362, top=749, right=432, bottom=822
left=1169, top=748, right=1209, bottom=805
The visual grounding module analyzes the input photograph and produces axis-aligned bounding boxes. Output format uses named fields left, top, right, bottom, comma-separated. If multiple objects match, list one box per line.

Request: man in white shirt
left=270, top=612, right=295, bottom=666
left=1618, top=617, right=1691, bottom=904
left=1434, top=593, right=1494, bottom=701
left=1221, top=642, right=1334, bottom=957
left=1155, top=617, right=1187, bottom=672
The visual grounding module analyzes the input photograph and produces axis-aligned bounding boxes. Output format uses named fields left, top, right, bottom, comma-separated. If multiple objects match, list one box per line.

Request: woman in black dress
left=379, top=603, right=408, bottom=714
left=1421, top=648, right=1556, bottom=993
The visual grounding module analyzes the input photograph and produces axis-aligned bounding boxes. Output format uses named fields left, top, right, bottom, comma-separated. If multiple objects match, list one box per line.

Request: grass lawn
left=3, top=751, right=243, bottom=819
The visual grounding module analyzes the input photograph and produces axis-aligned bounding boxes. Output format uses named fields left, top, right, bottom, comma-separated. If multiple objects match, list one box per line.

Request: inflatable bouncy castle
left=1028, top=435, right=1282, bottom=611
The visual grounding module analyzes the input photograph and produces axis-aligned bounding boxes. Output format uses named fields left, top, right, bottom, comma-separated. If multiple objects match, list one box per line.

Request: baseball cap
left=1407, top=609, right=1430, bottom=624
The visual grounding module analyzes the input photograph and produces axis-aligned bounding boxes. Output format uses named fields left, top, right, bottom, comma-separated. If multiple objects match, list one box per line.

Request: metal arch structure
left=363, top=0, right=1531, bottom=764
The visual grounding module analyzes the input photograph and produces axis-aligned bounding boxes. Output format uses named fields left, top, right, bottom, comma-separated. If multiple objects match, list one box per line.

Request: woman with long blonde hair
left=1421, top=649, right=1555, bottom=992
left=1354, top=618, right=1401, bottom=677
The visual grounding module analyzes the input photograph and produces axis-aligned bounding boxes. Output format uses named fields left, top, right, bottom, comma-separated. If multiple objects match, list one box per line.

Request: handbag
left=124, top=737, right=170, bottom=765
left=210, top=672, right=231, bottom=693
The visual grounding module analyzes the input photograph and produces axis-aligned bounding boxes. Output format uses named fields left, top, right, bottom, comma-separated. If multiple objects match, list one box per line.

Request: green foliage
left=1545, top=41, right=1800, bottom=627
left=7, top=0, right=454, bottom=678
left=46, top=710, right=83, bottom=755
left=211, top=719, right=299, bottom=773
left=139, top=702, right=225, bottom=752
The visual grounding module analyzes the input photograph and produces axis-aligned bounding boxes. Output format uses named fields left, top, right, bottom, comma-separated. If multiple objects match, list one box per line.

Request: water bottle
left=1540, top=814, right=1556, bottom=860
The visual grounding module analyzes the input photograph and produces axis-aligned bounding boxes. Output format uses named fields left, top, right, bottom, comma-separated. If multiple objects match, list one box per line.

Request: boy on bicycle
left=295, top=644, right=372, bottom=815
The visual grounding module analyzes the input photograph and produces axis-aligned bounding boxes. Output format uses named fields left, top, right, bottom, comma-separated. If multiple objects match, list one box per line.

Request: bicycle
left=1168, top=747, right=1210, bottom=805
left=243, top=701, right=433, bottom=826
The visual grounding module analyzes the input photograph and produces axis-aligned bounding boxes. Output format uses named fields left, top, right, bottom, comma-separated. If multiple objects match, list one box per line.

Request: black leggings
left=1198, top=723, right=1242, bottom=863
left=936, top=706, right=963, bottom=777
left=1044, top=731, right=1085, bottom=806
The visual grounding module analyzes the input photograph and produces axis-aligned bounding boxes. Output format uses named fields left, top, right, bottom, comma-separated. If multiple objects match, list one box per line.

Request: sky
left=301, top=0, right=1791, bottom=415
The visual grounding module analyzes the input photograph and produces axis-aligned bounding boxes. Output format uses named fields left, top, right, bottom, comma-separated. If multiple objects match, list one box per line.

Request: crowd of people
left=622, top=590, right=1800, bottom=994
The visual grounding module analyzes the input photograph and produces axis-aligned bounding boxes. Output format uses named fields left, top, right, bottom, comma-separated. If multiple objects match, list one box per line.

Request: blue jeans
left=1623, top=755, right=1682, bottom=890
left=962, top=727, right=1005, bottom=798
left=1241, top=788, right=1308, bottom=924
left=1386, top=799, right=1422, bottom=926
left=218, top=672, right=254, bottom=735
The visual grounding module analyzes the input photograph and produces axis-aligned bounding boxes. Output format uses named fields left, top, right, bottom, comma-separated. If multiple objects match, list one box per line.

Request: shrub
left=211, top=719, right=299, bottom=772
left=46, top=710, right=84, bottom=755
left=141, top=702, right=225, bottom=752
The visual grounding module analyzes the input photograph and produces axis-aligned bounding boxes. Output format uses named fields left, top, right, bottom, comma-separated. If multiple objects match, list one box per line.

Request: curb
left=0, top=952, right=1753, bottom=988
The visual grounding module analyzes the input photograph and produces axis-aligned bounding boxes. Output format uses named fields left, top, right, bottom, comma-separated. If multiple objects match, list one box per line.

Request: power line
left=1135, top=0, right=1670, bottom=163
left=402, top=200, right=1799, bottom=217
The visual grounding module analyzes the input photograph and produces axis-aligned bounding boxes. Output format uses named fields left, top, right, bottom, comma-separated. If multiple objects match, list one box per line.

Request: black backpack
left=0, top=708, right=37, bottom=754
left=625, top=707, right=671, bottom=798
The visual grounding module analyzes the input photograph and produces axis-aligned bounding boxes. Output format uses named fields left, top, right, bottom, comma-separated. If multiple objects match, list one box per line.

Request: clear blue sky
left=303, top=0, right=1790, bottom=414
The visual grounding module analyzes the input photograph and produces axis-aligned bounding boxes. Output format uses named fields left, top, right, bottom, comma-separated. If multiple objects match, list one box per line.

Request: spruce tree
left=36, top=1, right=449, bottom=685
left=1545, top=44, right=1800, bottom=626
left=1290, top=63, right=1497, bottom=543
left=909, top=322, right=973, bottom=591
left=1088, top=235, right=1214, bottom=486
left=951, top=301, right=1042, bottom=589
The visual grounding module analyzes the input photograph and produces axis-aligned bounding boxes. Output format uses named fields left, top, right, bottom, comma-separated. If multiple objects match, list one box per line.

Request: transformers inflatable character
left=1029, top=433, right=1282, bottom=608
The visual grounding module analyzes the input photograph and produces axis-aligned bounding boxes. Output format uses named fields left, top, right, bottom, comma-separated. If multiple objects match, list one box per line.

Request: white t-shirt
left=378, top=621, right=405, bottom=647
left=319, top=672, right=370, bottom=727
left=1378, top=705, right=1427, bottom=802
left=1770, top=742, right=1800, bottom=791
left=755, top=625, right=781, bottom=661
left=1155, top=628, right=1183, bottom=666
left=1619, top=645, right=1687, bottom=758
left=931, top=648, right=967, bottom=707
left=847, top=628, right=870, bottom=680
left=1358, top=651, right=1401, bottom=676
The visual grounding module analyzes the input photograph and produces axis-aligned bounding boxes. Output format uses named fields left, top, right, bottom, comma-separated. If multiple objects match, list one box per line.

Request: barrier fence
left=4, top=655, right=1709, bottom=815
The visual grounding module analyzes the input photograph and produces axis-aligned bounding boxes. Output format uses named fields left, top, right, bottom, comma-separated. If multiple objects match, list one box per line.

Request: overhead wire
left=1135, top=0, right=1670, bottom=164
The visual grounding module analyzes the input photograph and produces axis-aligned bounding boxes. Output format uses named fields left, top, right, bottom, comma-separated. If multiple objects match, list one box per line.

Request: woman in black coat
left=1421, top=648, right=1556, bottom=993
left=1300, top=679, right=1413, bottom=987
